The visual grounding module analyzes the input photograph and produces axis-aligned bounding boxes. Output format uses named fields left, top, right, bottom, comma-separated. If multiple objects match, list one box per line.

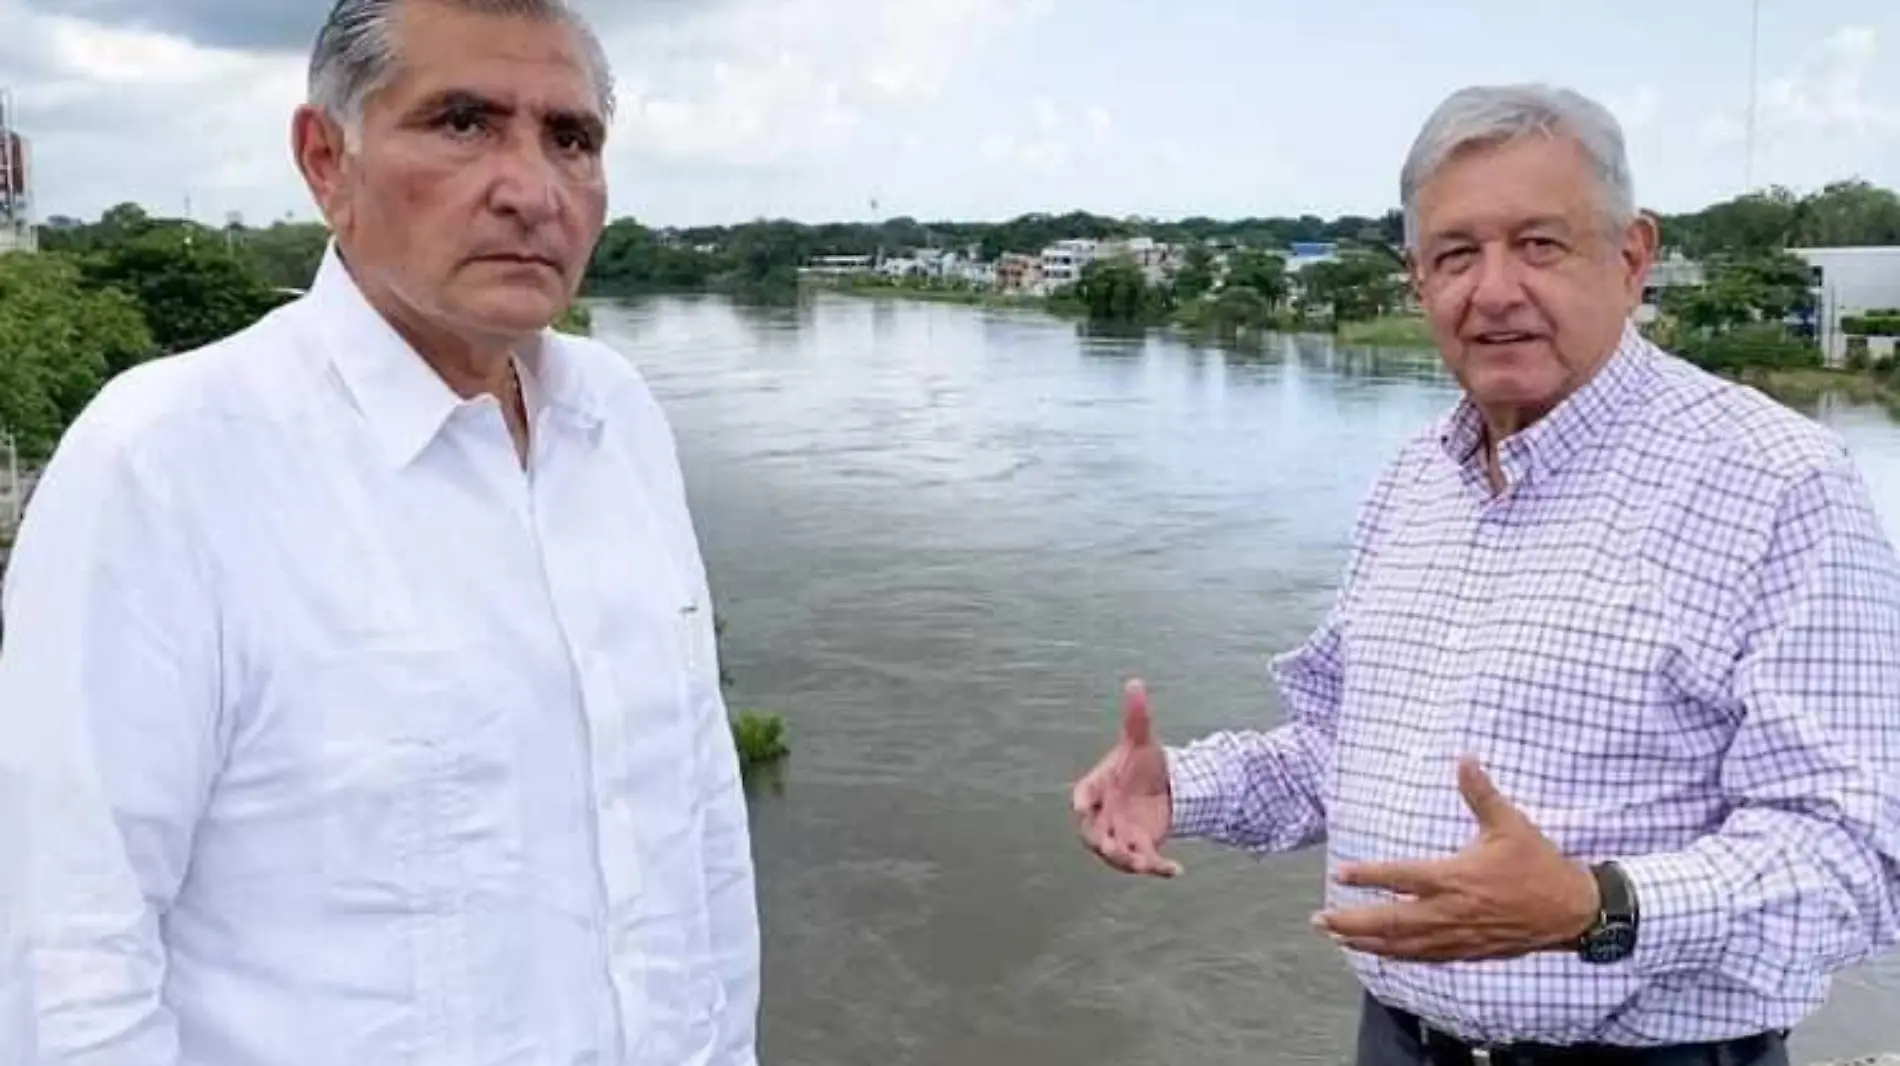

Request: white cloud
left=606, top=0, right=1037, bottom=171
left=9, top=8, right=307, bottom=221
left=1688, top=24, right=1900, bottom=196
left=1703, top=26, right=1900, bottom=147
left=1758, top=25, right=1899, bottom=137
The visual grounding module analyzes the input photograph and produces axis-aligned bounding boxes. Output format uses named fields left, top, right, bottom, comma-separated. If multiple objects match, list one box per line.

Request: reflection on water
left=598, top=294, right=1900, bottom=1066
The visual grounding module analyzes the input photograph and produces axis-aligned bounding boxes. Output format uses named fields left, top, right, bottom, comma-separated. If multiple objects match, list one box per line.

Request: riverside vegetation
left=9, top=180, right=1900, bottom=714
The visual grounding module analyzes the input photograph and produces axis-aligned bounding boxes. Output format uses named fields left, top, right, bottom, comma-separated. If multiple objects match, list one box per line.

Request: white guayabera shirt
left=0, top=246, right=760, bottom=1066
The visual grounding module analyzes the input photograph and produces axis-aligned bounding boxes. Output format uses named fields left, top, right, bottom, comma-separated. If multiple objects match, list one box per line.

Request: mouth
left=1470, top=330, right=1542, bottom=346
left=476, top=253, right=560, bottom=270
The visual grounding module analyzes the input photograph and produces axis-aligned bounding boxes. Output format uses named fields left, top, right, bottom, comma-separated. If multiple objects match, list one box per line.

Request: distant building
left=1788, top=246, right=1900, bottom=365
left=1039, top=238, right=1100, bottom=290
left=1283, top=241, right=1339, bottom=273
left=1636, top=251, right=1706, bottom=325
left=994, top=253, right=1042, bottom=294
left=0, top=86, right=35, bottom=255
left=805, top=254, right=874, bottom=277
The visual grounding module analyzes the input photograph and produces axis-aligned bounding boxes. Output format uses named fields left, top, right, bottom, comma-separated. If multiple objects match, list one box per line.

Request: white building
left=1636, top=251, right=1706, bottom=324
left=1788, top=246, right=1900, bottom=365
left=804, top=254, right=874, bottom=277
left=0, top=224, right=34, bottom=254
left=1039, top=238, right=1100, bottom=290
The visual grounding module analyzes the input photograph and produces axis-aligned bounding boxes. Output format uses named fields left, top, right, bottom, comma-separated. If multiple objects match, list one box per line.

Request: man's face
left=1408, top=134, right=1656, bottom=426
left=307, top=0, right=608, bottom=339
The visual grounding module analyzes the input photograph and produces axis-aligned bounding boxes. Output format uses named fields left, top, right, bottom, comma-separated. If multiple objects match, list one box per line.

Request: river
left=595, top=293, right=1900, bottom=1066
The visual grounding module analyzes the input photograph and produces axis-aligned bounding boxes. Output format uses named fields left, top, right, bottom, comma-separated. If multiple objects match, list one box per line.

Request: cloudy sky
left=2, top=0, right=1898, bottom=228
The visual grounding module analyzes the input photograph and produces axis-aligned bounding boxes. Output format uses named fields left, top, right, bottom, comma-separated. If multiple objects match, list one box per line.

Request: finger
left=1124, top=833, right=1184, bottom=879
left=1334, top=859, right=1448, bottom=897
left=1120, top=678, right=1152, bottom=748
left=1457, top=755, right=1524, bottom=832
left=1311, top=898, right=1441, bottom=942
left=1071, top=773, right=1103, bottom=817
left=1334, top=930, right=1469, bottom=962
left=1334, top=927, right=1524, bottom=963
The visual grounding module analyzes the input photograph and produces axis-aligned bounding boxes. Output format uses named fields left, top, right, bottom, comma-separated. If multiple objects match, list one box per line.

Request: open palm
left=1072, top=679, right=1181, bottom=878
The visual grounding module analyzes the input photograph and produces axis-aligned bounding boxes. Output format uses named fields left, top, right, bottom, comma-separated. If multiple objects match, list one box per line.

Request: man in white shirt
left=0, top=1, right=760, bottom=1062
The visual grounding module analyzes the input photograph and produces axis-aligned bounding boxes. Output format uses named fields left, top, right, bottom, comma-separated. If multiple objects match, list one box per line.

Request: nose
left=488, top=139, right=563, bottom=226
left=1469, top=243, right=1527, bottom=316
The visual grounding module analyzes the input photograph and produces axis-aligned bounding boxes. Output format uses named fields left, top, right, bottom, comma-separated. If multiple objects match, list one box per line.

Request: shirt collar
left=1437, top=320, right=1656, bottom=490
left=308, top=242, right=603, bottom=468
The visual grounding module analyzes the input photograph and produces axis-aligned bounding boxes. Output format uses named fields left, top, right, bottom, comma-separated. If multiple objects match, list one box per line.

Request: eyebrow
left=412, top=88, right=607, bottom=144
left=1426, top=216, right=1575, bottom=246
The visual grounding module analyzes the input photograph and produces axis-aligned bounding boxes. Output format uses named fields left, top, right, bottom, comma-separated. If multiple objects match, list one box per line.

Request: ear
left=1403, top=247, right=1424, bottom=300
left=291, top=104, right=352, bottom=231
left=1620, top=211, right=1661, bottom=301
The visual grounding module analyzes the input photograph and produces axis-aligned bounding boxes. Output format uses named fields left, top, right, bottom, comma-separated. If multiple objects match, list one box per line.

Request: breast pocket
left=301, top=642, right=520, bottom=911
left=1465, top=576, right=1697, bottom=810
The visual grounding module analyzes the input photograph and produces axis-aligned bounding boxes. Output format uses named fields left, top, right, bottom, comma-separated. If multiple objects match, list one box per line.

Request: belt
left=1376, top=998, right=1789, bottom=1066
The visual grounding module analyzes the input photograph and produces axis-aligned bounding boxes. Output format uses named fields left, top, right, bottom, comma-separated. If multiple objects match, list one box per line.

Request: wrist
left=1550, top=860, right=1601, bottom=949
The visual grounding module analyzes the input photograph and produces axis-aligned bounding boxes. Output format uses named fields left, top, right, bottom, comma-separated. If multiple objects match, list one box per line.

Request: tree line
left=8, top=178, right=1899, bottom=463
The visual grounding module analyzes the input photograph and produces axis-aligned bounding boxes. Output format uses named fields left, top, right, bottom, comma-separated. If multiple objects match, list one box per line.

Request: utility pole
left=1744, top=0, right=1761, bottom=192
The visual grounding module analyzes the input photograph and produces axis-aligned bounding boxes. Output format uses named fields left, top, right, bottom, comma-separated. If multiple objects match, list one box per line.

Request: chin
left=461, top=287, right=565, bottom=335
left=1468, top=372, right=1564, bottom=412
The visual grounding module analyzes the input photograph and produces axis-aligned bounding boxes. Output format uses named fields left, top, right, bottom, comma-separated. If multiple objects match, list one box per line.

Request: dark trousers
left=1355, top=993, right=1791, bottom=1066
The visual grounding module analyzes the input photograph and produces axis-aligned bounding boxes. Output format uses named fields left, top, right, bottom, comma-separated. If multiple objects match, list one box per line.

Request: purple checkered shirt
left=1167, top=323, right=1900, bottom=1046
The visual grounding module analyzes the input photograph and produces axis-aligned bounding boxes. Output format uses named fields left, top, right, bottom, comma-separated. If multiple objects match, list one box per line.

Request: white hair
left=1399, top=83, right=1636, bottom=249
left=308, top=0, right=616, bottom=147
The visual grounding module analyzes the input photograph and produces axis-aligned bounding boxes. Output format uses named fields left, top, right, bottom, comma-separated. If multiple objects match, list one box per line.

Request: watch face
left=1580, top=918, right=1637, bottom=964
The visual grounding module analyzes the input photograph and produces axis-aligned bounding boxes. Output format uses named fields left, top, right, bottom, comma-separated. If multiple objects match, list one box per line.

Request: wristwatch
left=1576, top=860, right=1639, bottom=964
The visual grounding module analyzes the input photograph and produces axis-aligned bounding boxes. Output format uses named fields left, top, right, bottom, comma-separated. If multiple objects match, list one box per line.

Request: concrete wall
left=1789, top=246, right=1900, bottom=365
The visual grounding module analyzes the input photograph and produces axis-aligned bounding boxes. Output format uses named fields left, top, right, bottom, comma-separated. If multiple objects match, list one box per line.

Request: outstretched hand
left=1312, top=757, right=1599, bottom=961
left=1071, top=679, right=1182, bottom=878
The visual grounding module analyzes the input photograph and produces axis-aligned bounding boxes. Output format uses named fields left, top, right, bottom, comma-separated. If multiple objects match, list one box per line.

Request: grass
left=711, top=617, right=789, bottom=772
left=837, top=278, right=1055, bottom=311
left=1335, top=315, right=1436, bottom=347
left=1729, top=365, right=1900, bottom=415
left=731, top=710, right=789, bottom=770
left=553, top=302, right=594, bottom=335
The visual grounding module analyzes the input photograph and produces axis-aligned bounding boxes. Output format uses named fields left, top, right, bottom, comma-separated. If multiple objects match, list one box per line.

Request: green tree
left=1300, top=254, right=1404, bottom=322
left=1662, top=252, right=1814, bottom=333
left=0, top=253, right=154, bottom=461
left=1223, top=250, right=1288, bottom=307
left=78, top=229, right=290, bottom=356
left=1793, top=180, right=1900, bottom=247
left=1170, top=245, right=1216, bottom=303
left=1075, top=257, right=1166, bottom=323
left=238, top=222, right=332, bottom=292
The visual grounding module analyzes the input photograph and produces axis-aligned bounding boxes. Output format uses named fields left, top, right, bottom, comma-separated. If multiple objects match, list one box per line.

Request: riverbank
left=1335, top=314, right=1436, bottom=347
left=1732, top=365, right=1900, bottom=412
left=818, top=276, right=1073, bottom=315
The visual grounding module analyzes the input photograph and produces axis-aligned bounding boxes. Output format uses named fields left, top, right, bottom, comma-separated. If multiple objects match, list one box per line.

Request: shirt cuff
left=1165, top=744, right=1233, bottom=840
left=1615, top=848, right=1734, bottom=978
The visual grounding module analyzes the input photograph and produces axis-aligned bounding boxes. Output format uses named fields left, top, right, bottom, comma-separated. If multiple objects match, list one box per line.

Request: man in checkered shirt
left=1074, top=82, right=1900, bottom=1066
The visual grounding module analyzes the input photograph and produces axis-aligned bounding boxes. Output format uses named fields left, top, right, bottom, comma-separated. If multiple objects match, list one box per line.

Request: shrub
left=731, top=711, right=789, bottom=769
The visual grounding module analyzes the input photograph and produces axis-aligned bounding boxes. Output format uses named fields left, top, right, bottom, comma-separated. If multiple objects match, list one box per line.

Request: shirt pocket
left=303, top=642, right=521, bottom=911
left=1464, top=575, right=1700, bottom=817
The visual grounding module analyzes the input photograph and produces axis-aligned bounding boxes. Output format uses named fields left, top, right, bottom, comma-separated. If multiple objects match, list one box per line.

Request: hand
left=1071, top=679, right=1182, bottom=878
left=1312, top=756, right=1598, bottom=961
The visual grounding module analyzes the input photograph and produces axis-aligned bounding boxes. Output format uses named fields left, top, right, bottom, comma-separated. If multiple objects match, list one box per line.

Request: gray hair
left=1399, top=84, right=1635, bottom=249
left=308, top=0, right=616, bottom=146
